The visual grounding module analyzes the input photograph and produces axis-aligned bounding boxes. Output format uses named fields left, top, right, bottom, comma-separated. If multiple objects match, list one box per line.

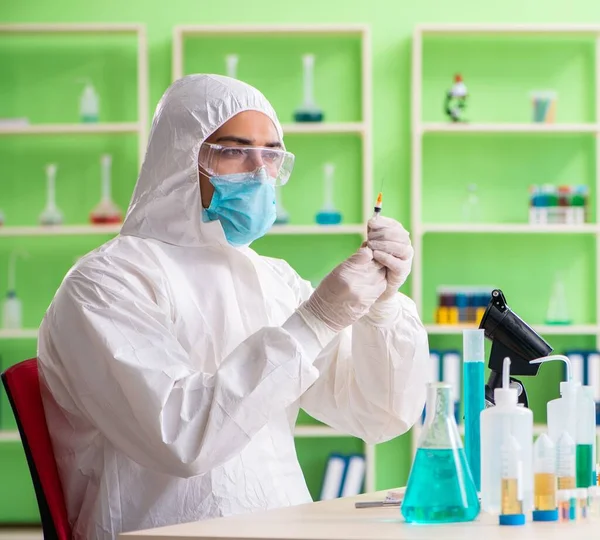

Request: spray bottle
left=530, top=355, right=595, bottom=488
left=481, top=357, right=533, bottom=522
left=2, top=250, right=29, bottom=330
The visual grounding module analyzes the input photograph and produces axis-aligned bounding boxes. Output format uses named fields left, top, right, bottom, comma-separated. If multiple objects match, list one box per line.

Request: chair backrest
left=2, top=358, right=71, bottom=540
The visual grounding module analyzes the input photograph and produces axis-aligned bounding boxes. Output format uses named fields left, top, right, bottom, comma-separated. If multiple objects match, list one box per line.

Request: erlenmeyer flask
left=402, top=382, right=480, bottom=523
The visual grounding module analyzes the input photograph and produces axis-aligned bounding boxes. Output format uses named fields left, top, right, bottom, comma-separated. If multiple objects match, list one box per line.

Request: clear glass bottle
left=401, top=382, right=480, bottom=523
left=461, top=183, right=481, bottom=223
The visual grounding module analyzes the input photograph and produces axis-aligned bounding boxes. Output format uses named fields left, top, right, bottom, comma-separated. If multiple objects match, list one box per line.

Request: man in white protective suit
left=38, top=74, right=429, bottom=540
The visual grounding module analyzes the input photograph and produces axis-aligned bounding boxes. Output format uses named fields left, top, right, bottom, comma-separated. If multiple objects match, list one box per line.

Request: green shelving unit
left=410, top=23, right=600, bottom=453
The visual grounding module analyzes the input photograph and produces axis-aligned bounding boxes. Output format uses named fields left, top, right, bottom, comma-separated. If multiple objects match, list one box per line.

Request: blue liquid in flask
left=402, top=447, right=480, bottom=523
left=402, top=382, right=480, bottom=524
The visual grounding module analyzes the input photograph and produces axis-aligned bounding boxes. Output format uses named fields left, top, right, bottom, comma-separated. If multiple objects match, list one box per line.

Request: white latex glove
left=367, top=216, right=414, bottom=301
left=298, top=247, right=387, bottom=332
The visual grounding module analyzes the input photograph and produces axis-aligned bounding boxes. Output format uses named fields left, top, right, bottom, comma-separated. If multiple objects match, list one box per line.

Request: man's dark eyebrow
left=215, top=136, right=253, bottom=145
left=215, top=135, right=283, bottom=148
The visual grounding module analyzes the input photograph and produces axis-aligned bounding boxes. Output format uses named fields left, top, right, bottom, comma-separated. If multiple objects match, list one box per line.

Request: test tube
left=557, top=490, right=570, bottom=522
left=576, top=488, right=589, bottom=519
left=588, top=486, right=600, bottom=518
left=499, top=434, right=525, bottom=526
left=532, top=433, right=558, bottom=521
left=569, top=490, right=577, bottom=520
left=557, top=432, right=576, bottom=490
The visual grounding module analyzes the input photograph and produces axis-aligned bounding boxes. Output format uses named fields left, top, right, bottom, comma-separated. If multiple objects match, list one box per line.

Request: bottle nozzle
left=529, top=354, right=572, bottom=381
left=502, top=357, right=511, bottom=389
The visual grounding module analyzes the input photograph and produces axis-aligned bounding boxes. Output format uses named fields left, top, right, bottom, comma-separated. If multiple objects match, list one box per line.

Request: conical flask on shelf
left=90, top=154, right=122, bottom=224
left=401, top=382, right=480, bottom=523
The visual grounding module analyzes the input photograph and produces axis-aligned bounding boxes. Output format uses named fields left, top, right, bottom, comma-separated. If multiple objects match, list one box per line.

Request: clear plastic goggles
left=199, top=143, right=295, bottom=186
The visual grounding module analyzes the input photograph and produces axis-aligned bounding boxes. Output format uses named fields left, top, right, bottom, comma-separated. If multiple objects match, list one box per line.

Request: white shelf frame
left=425, top=324, right=600, bottom=336
left=421, top=122, right=600, bottom=134
left=172, top=24, right=373, bottom=240
left=0, top=23, right=149, bottom=166
left=173, top=24, right=374, bottom=489
left=0, top=224, right=366, bottom=238
left=0, top=330, right=38, bottom=340
left=0, top=123, right=141, bottom=136
left=411, top=24, right=600, bottom=455
left=420, top=223, right=599, bottom=234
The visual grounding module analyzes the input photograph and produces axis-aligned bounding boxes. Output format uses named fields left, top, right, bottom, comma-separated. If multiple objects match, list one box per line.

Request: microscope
left=478, top=289, right=553, bottom=408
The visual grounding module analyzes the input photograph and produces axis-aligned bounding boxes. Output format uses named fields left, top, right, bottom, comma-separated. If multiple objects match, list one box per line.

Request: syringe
left=372, top=192, right=383, bottom=219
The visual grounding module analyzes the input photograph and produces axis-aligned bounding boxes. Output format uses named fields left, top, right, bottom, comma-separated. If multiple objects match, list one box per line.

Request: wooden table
left=120, top=489, right=598, bottom=539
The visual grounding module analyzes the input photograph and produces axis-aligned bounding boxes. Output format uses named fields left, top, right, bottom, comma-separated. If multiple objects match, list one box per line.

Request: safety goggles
left=198, top=143, right=295, bottom=186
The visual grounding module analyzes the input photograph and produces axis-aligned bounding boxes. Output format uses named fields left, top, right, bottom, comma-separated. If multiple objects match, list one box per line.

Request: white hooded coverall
left=37, top=74, right=428, bottom=539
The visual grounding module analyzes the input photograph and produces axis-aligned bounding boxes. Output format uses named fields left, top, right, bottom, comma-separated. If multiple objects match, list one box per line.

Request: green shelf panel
left=277, top=135, right=363, bottom=226
left=422, top=36, right=595, bottom=124
left=422, top=234, right=597, bottom=326
left=0, top=33, right=139, bottom=124
left=0, top=135, right=138, bottom=228
left=422, top=133, right=596, bottom=224
left=182, top=35, right=362, bottom=124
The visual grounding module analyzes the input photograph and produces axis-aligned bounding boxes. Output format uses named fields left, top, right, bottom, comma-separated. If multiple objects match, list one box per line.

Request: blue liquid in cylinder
left=401, top=448, right=480, bottom=523
left=463, top=361, right=484, bottom=491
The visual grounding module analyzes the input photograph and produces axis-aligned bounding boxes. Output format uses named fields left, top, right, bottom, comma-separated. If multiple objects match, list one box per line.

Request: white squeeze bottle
left=530, top=355, right=578, bottom=445
left=481, top=357, right=534, bottom=514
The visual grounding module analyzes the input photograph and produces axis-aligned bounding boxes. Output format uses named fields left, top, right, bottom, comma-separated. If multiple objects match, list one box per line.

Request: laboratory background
left=3, top=0, right=600, bottom=529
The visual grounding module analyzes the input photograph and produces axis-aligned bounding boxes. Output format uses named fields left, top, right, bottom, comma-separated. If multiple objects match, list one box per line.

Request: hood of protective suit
left=121, top=74, right=284, bottom=248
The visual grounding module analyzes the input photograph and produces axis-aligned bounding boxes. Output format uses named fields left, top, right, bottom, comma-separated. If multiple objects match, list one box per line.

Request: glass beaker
left=401, top=382, right=480, bottom=524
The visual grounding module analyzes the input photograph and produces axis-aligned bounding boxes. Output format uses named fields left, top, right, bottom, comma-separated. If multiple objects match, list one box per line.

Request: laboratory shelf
left=269, top=224, right=365, bottom=235
left=420, top=123, right=599, bottom=134
left=0, top=23, right=144, bottom=34
left=0, top=225, right=121, bottom=237
left=281, top=122, right=366, bottom=135
left=0, top=329, right=38, bottom=340
left=425, top=324, right=600, bottom=335
left=0, top=224, right=364, bottom=238
left=0, top=123, right=140, bottom=136
left=417, top=23, right=600, bottom=34
left=420, top=224, right=598, bottom=234
left=294, top=425, right=353, bottom=438
left=0, top=432, right=20, bottom=443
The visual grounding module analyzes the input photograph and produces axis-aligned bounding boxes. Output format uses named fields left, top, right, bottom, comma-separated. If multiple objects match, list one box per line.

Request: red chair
left=2, top=358, right=71, bottom=540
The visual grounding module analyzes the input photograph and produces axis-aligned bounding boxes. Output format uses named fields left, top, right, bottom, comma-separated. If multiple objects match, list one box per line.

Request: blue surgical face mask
left=202, top=168, right=277, bottom=247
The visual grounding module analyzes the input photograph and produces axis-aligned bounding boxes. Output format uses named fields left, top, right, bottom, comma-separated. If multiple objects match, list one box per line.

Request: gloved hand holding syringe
left=366, top=190, right=414, bottom=301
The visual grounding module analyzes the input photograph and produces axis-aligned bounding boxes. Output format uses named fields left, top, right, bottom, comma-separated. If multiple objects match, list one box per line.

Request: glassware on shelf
left=293, top=54, right=324, bottom=123
left=315, top=163, right=342, bottom=225
left=274, top=188, right=289, bottom=225
left=225, top=54, right=238, bottom=79
left=90, top=154, right=122, bottom=225
left=39, top=164, right=64, bottom=226
left=461, top=183, right=481, bottom=223
left=401, top=382, right=480, bottom=524
left=2, top=250, right=28, bottom=330
left=545, top=272, right=571, bottom=325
